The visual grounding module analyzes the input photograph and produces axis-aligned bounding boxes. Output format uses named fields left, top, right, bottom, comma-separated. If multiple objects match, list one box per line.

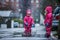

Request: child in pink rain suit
left=24, top=9, right=34, bottom=36
left=44, top=6, right=53, bottom=38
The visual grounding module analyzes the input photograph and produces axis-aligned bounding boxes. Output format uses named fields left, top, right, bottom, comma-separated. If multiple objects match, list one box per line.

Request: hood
left=26, top=9, right=31, bottom=14
left=45, top=6, right=52, bottom=13
left=26, top=9, right=32, bottom=16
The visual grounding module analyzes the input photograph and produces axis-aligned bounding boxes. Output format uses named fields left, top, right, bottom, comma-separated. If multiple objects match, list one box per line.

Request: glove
left=25, top=22, right=28, bottom=26
left=32, top=24, right=35, bottom=27
left=45, top=23, right=49, bottom=27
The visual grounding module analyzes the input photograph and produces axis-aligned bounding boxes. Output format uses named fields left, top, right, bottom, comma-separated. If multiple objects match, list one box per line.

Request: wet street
left=0, top=25, right=51, bottom=40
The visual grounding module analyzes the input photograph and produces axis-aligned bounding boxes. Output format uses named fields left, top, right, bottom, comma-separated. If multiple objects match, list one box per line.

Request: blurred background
left=0, top=0, right=59, bottom=40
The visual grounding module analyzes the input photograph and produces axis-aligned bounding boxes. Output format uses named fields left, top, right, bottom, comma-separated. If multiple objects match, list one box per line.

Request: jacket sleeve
left=24, top=16, right=27, bottom=24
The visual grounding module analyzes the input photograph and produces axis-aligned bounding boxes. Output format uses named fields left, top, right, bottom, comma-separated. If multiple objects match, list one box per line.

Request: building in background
left=0, top=0, right=20, bottom=18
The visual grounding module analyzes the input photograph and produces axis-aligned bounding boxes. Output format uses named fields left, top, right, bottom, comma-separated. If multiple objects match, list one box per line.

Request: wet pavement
left=0, top=24, right=53, bottom=40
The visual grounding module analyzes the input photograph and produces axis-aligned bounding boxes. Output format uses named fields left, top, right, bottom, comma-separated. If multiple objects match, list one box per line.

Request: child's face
left=27, top=13, right=31, bottom=16
left=45, top=10, right=47, bottom=15
left=27, top=11, right=31, bottom=16
left=45, top=10, right=47, bottom=13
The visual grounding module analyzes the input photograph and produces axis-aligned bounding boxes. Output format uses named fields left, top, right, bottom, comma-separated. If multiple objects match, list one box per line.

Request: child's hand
left=25, top=22, right=28, bottom=26
left=32, top=24, right=35, bottom=27
left=45, top=23, right=49, bottom=27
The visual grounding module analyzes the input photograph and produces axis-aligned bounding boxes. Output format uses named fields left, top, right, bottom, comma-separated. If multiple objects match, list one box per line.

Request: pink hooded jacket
left=24, top=9, right=34, bottom=28
left=24, top=16, right=34, bottom=27
left=44, top=6, right=53, bottom=25
left=44, top=6, right=53, bottom=35
left=44, top=6, right=53, bottom=36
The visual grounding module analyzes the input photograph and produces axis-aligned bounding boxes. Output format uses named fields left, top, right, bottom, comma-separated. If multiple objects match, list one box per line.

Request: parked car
left=52, top=13, right=59, bottom=31
left=52, top=18, right=59, bottom=27
left=14, top=22, right=19, bottom=28
left=52, top=14, right=59, bottom=31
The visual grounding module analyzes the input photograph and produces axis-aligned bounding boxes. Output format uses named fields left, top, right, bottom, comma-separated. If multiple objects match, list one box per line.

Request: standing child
left=24, top=9, right=34, bottom=36
left=44, top=6, right=53, bottom=38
